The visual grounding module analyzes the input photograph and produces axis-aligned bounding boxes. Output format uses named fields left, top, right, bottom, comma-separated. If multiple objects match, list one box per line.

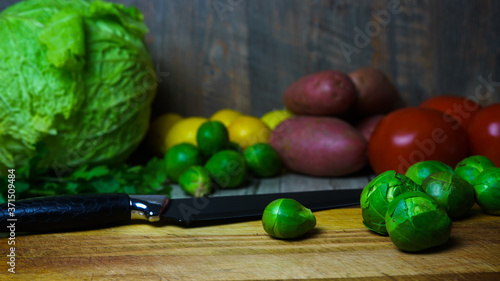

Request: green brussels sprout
left=473, top=167, right=500, bottom=215
left=196, top=121, right=230, bottom=157
left=244, top=143, right=283, bottom=178
left=422, top=171, right=475, bottom=218
left=179, top=166, right=212, bottom=197
left=204, top=150, right=247, bottom=188
left=385, top=192, right=452, bottom=252
left=360, top=170, right=423, bottom=235
left=165, top=143, right=204, bottom=182
left=455, top=155, right=496, bottom=185
left=262, top=198, right=316, bottom=239
left=405, top=160, right=454, bottom=185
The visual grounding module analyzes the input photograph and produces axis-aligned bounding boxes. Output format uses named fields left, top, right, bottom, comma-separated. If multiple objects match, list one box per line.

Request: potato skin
left=356, top=114, right=385, bottom=141
left=349, top=67, right=404, bottom=117
left=283, top=70, right=357, bottom=116
left=270, top=116, right=367, bottom=177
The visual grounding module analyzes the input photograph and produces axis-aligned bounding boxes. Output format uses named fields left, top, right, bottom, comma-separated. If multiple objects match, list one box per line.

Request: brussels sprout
left=422, top=171, right=475, bottom=218
left=196, top=121, right=230, bottom=157
left=385, top=192, right=452, bottom=252
left=244, top=143, right=283, bottom=178
left=262, top=198, right=316, bottom=239
left=405, top=160, right=454, bottom=185
left=455, top=155, right=496, bottom=185
left=165, top=143, right=204, bottom=182
left=179, top=166, right=212, bottom=197
left=204, top=150, right=247, bottom=188
left=473, top=167, right=500, bottom=215
left=360, top=170, right=423, bottom=235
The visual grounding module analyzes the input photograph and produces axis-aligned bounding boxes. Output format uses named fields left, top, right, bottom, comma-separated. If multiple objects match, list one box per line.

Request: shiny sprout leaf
left=405, top=160, right=454, bottom=185
left=422, top=171, right=475, bottom=219
left=455, top=155, right=496, bottom=185
left=262, top=198, right=316, bottom=239
left=385, top=192, right=452, bottom=252
left=360, top=170, right=423, bottom=235
left=473, top=167, right=500, bottom=215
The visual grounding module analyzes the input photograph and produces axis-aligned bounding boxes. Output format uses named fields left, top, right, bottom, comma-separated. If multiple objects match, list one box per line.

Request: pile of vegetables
left=259, top=155, right=499, bottom=243
left=163, top=118, right=283, bottom=197
left=361, top=155, right=500, bottom=252
left=271, top=67, right=500, bottom=178
left=153, top=71, right=405, bottom=194
left=0, top=0, right=167, bottom=201
left=270, top=67, right=403, bottom=177
left=273, top=65, right=500, bottom=250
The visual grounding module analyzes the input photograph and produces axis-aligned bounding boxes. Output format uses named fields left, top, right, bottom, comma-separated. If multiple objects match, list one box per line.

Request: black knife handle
left=0, top=194, right=131, bottom=233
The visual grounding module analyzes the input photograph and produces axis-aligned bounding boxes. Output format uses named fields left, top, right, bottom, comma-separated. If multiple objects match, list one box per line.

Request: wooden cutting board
left=1, top=205, right=499, bottom=280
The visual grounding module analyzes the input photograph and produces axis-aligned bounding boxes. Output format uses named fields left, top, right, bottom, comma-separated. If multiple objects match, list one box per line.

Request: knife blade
left=0, top=189, right=362, bottom=233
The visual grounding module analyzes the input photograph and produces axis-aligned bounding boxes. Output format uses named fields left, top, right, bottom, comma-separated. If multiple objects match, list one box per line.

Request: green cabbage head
left=0, top=0, right=156, bottom=176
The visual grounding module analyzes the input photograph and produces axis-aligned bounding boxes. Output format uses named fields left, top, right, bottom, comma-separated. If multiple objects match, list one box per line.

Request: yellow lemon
left=227, top=115, right=271, bottom=149
left=210, top=109, right=242, bottom=128
left=166, top=117, right=208, bottom=150
left=147, top=113, right=183, bottom=156
left=261, top=109, right=295, bottom=130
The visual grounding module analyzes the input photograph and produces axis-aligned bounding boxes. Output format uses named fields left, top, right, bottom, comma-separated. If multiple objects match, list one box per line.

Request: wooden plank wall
left=1, top=0, right=499, bottom=118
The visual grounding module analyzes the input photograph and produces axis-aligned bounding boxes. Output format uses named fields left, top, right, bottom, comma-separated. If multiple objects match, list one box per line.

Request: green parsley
left=0, top=144, right=171, bottom=203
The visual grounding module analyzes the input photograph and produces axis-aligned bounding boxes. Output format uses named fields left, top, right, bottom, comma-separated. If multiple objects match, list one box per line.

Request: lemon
left=165, top=143, right=204, bottom=182
left=227, top=115, right=271, bottom=149
left=205, top=150, right=247, bottom=188
left=261, top=109, right=295, bottom=130
left=244, top=143, right=283, bottom=178
left=210, top=109, right=242, bottom=128
left=146, top=113, right=183, bottom=156
left=197, top=121, right=230, bottom=157
left=166, top=117, right=208, bottom=150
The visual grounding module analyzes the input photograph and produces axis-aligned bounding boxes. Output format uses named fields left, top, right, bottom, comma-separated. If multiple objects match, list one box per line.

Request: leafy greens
left=0, top=0, right=156, bottom=176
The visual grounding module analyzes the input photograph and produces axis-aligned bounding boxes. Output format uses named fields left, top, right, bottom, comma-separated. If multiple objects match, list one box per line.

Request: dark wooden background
left=2, top=0, right=499, bottom=119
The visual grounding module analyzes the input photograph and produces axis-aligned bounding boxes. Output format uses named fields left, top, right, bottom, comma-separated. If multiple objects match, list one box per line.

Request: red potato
left=283, top=70, right=357, bottom=116
left=349, top=67, right=404, bottom=117
left=270, top=116, right=367, bottom=177
left=356, top=114, right=385, bottom=141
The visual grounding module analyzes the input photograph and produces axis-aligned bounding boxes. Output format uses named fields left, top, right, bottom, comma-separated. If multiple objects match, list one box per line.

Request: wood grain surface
left=1, top=0, right=498, bottom=118
left=1, top=205, right=499, bottom=280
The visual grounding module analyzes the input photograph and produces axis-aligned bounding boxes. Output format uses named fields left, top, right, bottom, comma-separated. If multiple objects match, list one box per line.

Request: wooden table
left=1, top=181, right=499, bottom=280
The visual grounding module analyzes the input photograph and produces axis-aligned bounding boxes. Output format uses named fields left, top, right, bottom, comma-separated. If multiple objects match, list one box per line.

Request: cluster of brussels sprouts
left=361, top=155, right=500, bottom=252
left=259, top=155, right=498, bottom=243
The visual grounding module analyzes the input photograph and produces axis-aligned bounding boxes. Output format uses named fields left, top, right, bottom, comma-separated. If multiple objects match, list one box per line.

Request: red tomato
left=419, top=95, right=482, bottom=130
left=368, top=107, right=469, bottom=174
left=467, top=104, right=500, bottom=166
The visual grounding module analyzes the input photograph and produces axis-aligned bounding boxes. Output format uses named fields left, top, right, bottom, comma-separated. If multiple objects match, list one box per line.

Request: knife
left=0, top=189, right=362, bottom=233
